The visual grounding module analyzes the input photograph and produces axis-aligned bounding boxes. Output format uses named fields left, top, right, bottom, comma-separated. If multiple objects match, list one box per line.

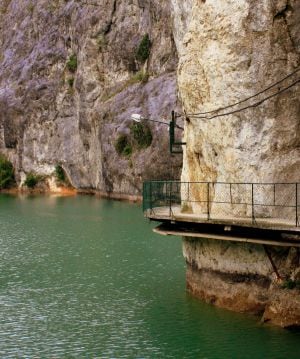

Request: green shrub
left=128, top=71, right=149, bottom=85
left=68, top=77, right=74, bottom=87
left=130, top=122, right=152, bottom=149
left=66, top=54, right=77, bottom=73
left=55, top=165, right=65, bottom=182
left=0, top=155, right=15, bottom=189
left=24, top=173, right=39, bottom=188
left=282, top=279, right=300, bottom=290
left=115, top=134, right=128, bottom=155
left=136, top=34, right=151, bottom=63
left=115, top=135, right=132, bottom=157
left=123, top=144, right=132, bottom=157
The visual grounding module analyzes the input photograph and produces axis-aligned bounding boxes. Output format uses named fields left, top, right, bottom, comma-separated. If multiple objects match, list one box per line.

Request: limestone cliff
left=178, top=0, right=300, bottom=187
left=0, top=0, right=182, bottom=195
left=0, top=2, right=299, bottom=193
left=183, top=238, right=300, bottom=327
left=175, top=0, right=300, bottom=328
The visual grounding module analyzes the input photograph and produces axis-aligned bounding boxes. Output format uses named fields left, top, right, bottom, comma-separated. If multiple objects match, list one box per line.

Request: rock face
left=0, top=0, right=182, bottom=195
left=184, top=237, right=300, bottom=327
left=3, top=1, right=298, bottom=196
left=178, top=0, right=300, bottom=188
left=176, top=1, right=300, bottom=327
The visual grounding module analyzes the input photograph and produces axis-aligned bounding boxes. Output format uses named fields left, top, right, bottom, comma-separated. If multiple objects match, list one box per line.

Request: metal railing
left=143, top=181, right=300, bottom=227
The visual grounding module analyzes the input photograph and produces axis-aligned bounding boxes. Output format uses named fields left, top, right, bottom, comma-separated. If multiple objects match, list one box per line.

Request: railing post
left=187, top=182, right=190, bottom=202
left=296, top=183, right=298, bottom=227
left=207, top=182, right=210, bottom=220
left=169, top=181, right=173, bottom=217
left=142, top=182, right=145, bottom=212
left=164, top=181, right=167, bottom=205
left=149, top=181, right=152, bottom=214
left=251, top=183, right=255, bottom=224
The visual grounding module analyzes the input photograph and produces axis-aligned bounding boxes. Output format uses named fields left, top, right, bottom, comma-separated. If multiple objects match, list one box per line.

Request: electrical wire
left=188, top=78, right=300, bottom=120
left=186, top=67, right=300, bottom=117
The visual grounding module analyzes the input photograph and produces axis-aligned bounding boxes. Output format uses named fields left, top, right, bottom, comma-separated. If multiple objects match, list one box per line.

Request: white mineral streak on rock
left=175, top=0, right=300, bottom=216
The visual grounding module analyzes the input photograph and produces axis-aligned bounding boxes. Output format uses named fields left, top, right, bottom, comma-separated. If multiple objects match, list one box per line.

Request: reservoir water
left=0, top=194, right=299, bottom=358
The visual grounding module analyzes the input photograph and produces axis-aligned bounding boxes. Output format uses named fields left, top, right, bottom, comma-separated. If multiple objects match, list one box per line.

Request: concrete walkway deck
left=145, top=206, right=300, bottom=232
left=145, top=206, right=300, bottom=247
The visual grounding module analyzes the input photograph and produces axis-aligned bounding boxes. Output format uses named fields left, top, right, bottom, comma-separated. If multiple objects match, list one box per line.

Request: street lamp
left=131, top=113, right=171, bottom=127
left=131, top=113, right=143, bottom=122
left=130, top=113, right=184, bottom=130
left=130, top=112, right=186, bottom=153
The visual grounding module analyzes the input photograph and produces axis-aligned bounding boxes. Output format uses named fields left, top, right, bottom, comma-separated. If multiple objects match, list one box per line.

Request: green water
left=0, top=194, right=299, bottom=358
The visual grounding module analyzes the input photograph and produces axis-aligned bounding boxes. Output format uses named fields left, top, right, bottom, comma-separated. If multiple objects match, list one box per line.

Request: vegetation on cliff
left=130, top=122, right=152, bottom=149
left=55, top=165, right=66, bottom=183
left=136, top=34, right=151, bottom=63
left=115, top=135, right=132, bottom=157
left=0, top=155, right=15, bottom=189
left=66, top=54, right=78, bottom=73
left=115, top=122, right=152, bottom=158
left=24, top=173, right=41, bottom=188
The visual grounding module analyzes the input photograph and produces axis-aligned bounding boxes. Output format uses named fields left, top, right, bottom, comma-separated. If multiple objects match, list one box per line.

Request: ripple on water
left=0, top=195, right=299, bottom=358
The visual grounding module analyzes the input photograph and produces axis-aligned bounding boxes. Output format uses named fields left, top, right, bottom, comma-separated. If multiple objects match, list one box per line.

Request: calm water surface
left=0, top=194, right=299, bottom=358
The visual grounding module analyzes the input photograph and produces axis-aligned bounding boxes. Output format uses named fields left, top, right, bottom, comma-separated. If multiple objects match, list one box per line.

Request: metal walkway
left=143, top=180, right=300, bottom=246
